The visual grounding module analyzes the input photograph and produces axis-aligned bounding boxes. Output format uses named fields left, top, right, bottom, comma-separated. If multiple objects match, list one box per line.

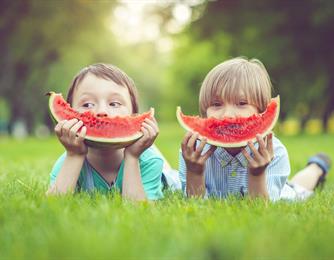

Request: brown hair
left=199, top=57, right=272, bottom=117
left=66, top=63, right=139, bottom=113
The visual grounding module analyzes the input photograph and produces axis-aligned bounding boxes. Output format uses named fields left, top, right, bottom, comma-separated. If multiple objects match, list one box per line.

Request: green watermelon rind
left=48, top=92, right=153, bottom=147
left=176, top=96, right=280, bottom=148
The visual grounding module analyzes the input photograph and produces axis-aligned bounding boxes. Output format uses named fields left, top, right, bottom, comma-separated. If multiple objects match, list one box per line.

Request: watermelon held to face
left=47, top=92, right=154, bottom=148
left=176, top=96, right=280, bottom=148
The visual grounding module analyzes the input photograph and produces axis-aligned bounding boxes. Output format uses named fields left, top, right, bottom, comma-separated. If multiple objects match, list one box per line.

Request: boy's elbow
left=45, top=184, right=56, bottom=196
left=45, top=184, right=74, bottom=196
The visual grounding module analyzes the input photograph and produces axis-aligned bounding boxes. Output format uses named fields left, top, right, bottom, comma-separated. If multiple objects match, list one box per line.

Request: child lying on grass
left=47, top=63, right=163, bottom=201
left=174, top=57, right=331, bottom=201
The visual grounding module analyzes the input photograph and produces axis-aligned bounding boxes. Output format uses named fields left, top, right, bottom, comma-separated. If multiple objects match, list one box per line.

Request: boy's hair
left=199, top=57, right=272, bottom=116
left=66, top=63, right=139, bottom=113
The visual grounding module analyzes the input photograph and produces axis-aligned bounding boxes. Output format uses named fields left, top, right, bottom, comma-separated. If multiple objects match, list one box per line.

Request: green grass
left=1, top=123, right=334, bottom=259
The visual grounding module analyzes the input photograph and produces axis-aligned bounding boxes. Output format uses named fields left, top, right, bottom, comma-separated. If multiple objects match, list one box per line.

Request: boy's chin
left=224, top=146, right=244, bottom=156
left=85, top=140, right=134, bottom=150
left=224, top=146, right=245, bottom=149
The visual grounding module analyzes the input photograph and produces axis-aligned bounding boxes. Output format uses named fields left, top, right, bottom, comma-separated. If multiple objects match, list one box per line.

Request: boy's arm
left=242, top=134, right=273, bottom=199
left=122, top=153, right=147, bottom=201
left=181, top=132, right=216, bottom=198
left=248, top=173, right=269, bottom=199
left=244, top=138, right=290, bottom=201
left=47, top=119, right=87, bottom=195
left=123, top=117, right=159, bottom=201
left=186, top=170, right=206, bottom=197
left=46, top=154, right=85, bottom=195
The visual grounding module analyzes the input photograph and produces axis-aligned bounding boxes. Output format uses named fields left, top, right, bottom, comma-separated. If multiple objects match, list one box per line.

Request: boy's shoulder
left=271, top=135, right=289, bottom=160
left=139, top=146, right=164, bottom=163
left=272, top=135, right=287, bottom=150
left=53, top=152, right=67, bottom=166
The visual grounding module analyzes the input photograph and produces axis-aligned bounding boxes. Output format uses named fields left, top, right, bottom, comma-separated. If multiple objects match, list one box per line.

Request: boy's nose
left=96, top=112, right=108, bottom=117
left=95, top=105, right=109, bottom=117
left=220, top=107, right=237, bottom=118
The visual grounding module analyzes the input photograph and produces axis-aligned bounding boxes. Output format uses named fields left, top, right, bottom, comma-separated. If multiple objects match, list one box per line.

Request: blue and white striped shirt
left=178, top=136, right=291, bottom=201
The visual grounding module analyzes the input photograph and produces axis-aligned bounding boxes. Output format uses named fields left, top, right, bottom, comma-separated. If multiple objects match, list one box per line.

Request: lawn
left=0, top=123, right=333, bottom=259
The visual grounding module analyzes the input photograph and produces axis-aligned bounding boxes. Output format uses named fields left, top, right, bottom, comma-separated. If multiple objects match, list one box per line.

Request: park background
left=0, top=0, right=333, bottom=259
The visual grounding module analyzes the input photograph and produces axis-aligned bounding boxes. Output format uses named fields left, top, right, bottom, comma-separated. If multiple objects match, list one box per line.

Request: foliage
left=1, top=0, right=334, bottom=132
left=0, top=0, right=115, bottom=131
left=0, top=0, right=166, bottom=132
left=165, top=0, right=334, bottom=125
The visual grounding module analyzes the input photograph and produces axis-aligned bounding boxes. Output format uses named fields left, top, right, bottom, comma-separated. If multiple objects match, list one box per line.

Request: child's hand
left=54, top=118, right=87, bottom=157
left=242, top=133, right=274, bottom=176
left=181, top=131, right=216, bottom=174
left=124, top=117, right=159, bottom=158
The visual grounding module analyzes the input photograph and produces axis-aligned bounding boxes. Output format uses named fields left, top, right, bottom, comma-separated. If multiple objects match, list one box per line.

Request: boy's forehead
left=78, top=74, right=124, bottom=89
left=212, top=87, right=247, bottom=100
left=73, top=74, right=129, bottom=97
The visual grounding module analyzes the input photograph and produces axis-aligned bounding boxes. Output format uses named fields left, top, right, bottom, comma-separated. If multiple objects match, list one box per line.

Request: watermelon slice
left=176, top=96, right=280, bottom=147
left=47, top=92, right=153, bottom=148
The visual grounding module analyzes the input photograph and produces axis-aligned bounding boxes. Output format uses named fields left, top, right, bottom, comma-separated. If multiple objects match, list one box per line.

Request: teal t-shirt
left=50, top=147, right=164, bottom=200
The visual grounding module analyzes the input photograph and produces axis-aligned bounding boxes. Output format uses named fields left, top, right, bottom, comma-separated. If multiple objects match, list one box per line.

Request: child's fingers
left=149, top=116, right=158, bottom=126
left=248, top=141, right=262, bottom=161
left=256, top=134, right=269, bottom=158
left=187, top=132, right=198, bottom=152
left=142, top=122, right=154, bottom=138
left=69, top=121, right=84, bottom=139
left=144, top=118, right=159, bottom=134
left=142, top=121, right=158, bottom=139
left=256, top=134, right=265, bottom=150
left=54, top=120, right=67, bottom=137
left=264, top=135, right=268, bottom=146
left=181, top=132, right=193, bottom=153
left=76, top=126, right=87, bottom=143
left=194, top=138, right=207, bottom=158
left=62, top=119, right=79, bottom=138
left=267, top=133, right=274, bottom=155
left=202, top=145, right=217, bottom=161
left=140, top=125, right=150, bottom=140
left=242, top=149, right=256, bottom=166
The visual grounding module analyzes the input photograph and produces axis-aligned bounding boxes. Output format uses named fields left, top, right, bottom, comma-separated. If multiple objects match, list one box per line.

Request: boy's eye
left=110, top=102, right=121, bottom=107
left=238, top=100, right=248, bottom=106
left=83, top=103, right=94, bottom=108
left=212, top=101, right=223, bottom=107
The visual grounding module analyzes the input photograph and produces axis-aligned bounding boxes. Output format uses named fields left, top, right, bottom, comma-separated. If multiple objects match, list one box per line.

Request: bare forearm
left=47, top=154, right=85, bottom=195
left=122, top=154, right=146, bottom=201
left=186, top=171, right=206, bottom=198
left=248, top=172, right=269, bottom=199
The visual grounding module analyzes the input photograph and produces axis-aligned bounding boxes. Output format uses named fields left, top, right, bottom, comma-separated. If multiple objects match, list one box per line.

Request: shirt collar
left=213, top=146, right=250, bottom=168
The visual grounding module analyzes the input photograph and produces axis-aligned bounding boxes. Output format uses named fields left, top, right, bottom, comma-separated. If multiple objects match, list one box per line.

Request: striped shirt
left=178, top=136, right=291, bottom=201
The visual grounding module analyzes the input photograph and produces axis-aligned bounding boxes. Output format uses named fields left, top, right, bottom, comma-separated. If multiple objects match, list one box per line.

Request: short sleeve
left=178, top=149, right=187, bottom=193
left=49, top=153, right=66, bottom=185
left=266, top=138, right=291, bottom=201
left=140, top=156, right=164, bottom=200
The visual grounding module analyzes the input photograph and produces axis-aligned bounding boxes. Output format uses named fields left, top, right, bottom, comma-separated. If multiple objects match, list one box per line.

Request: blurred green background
left=0, top=0, right=334, bottom=136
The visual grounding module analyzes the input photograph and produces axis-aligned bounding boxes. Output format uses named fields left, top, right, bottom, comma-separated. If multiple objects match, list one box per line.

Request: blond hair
left=199, top=57, right=272, bottom=116
left=67, top=63, right=139, bottom=113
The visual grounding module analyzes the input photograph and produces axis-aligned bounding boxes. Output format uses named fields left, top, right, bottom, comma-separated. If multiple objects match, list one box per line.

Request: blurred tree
left=1, top=0, right=333, bottom=131
left=0, top=0, right=116, bottom=133
left=167, top=0, right=334, bottom=128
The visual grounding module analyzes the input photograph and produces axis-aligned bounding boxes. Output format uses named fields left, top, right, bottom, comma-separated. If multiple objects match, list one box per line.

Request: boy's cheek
left=108, top=107, right=132, bottom=117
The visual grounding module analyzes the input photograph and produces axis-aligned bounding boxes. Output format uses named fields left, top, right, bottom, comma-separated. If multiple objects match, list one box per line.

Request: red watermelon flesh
left=176, top=96, right=280, bottom=147
left=47, top=92, right=153, bottom=147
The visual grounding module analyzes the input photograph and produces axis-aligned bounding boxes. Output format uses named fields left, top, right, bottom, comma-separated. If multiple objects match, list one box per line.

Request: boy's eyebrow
left=78, top=92, right=94, bottom=97
left=109, top=92, right=125, bottom=98
left=79, top=92, right=126, bottom=100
